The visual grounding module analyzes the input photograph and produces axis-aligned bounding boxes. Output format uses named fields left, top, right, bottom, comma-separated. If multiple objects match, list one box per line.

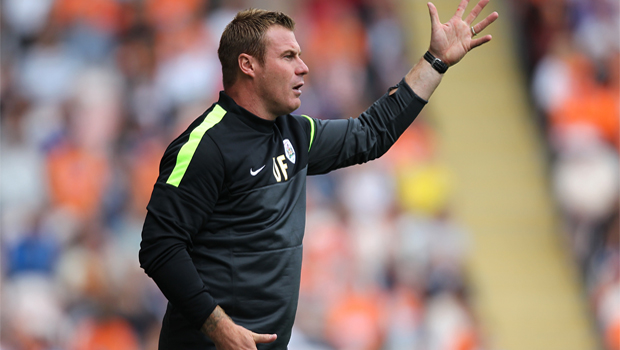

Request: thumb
left=252, top=332, right=277, bottom=344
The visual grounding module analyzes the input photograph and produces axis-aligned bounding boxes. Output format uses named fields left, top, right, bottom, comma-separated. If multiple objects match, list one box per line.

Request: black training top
left=139, top=78, right=426, bottom=349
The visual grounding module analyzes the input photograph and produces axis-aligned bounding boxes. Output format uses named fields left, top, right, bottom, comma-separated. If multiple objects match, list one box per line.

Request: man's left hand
left=427, top=0, right=499, bottom=66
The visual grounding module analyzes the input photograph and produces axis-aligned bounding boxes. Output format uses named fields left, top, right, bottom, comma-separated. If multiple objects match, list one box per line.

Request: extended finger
left=252, top=332, right=277, bottom=344
left=427, top=2, right=441, bottom=29
left=465, top=0, right=490, bottom=24
left=455, top=0, right=471, bottom=18
left=471, top=11, right=499, bottom=36
left=470, top=34, right=492, bottom=50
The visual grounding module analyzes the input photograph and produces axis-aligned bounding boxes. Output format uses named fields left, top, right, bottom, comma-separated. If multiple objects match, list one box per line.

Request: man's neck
left=224, top=85, right=277, bottom=121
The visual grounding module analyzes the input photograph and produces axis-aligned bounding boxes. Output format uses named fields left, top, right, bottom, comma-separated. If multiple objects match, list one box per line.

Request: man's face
left=255, top=26, right=309, bottom=118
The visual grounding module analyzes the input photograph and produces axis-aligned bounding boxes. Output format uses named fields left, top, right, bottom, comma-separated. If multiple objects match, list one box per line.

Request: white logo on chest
left=283, top=139, right=295, bottom=164
left=250, top=165, right=265, bottom=176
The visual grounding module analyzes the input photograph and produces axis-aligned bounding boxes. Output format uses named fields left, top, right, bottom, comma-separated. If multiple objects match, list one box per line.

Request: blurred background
left=0, top=0, right=617, bottom=349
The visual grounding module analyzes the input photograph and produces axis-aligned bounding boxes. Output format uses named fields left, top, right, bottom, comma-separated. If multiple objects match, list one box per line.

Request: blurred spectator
left=2, top=274, right=64, bottom=350
left=0, top=97, right=49, bottom=241
left=17, top=26, right=82, bottom=104
left=46, top=139, right=110, bottom=221
left=383, top=284, right=424, bottom=349
left=5, top=210, right=59, bottom=277
left=423, top=291, right=480, bottom=350
left=325, top=288, right=386, bottom=350
left=70, top=315, right=140, bottom=350
left=3, top=0, right=55, bottom=39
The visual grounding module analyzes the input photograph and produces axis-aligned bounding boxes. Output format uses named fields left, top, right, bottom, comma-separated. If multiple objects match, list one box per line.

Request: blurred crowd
left=1, top=0, right=483, bottom=349
left=513, top=0, right=619, bottom=349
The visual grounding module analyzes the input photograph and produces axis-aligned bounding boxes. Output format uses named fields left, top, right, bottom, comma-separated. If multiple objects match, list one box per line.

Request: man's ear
left=238, top=53, right=257, bottom=78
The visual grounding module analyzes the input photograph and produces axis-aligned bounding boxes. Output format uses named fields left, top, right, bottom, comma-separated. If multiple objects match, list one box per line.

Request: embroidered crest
left=283, top=139, right=296, bottom=164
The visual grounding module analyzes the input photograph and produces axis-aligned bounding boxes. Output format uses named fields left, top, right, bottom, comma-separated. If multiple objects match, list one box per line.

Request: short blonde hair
left=218, top=9, right=295, bottom=89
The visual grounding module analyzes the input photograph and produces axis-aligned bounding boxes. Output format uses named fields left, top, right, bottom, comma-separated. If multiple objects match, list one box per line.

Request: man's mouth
left=293, top=82, right=304, bottom=94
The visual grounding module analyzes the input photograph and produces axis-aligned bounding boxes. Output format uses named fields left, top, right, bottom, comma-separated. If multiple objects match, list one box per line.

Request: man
left=139, top=1, right=498, bottom=349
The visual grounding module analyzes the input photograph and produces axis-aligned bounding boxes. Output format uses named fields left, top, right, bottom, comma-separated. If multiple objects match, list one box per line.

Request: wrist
left=423, top=51, right=448, bottom=74
left=404, top=57, right=443, bottom=101
left=201, top=305, right=233, bottom=339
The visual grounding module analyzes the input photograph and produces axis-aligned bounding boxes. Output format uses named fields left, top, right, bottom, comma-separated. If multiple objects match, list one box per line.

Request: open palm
left=428, top=0, right=499, bottom=66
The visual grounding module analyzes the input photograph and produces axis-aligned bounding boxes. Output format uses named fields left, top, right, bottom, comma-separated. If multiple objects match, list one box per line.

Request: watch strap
left=424, top=51, right=448, bottom=74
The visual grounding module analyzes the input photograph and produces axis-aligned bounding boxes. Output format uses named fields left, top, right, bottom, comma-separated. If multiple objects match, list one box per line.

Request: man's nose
left=297, top=58, right=309, bottom=75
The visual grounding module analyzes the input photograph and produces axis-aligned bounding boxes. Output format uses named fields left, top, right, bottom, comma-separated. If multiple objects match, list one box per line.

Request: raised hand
left=427, top=0, right=499, bottom=66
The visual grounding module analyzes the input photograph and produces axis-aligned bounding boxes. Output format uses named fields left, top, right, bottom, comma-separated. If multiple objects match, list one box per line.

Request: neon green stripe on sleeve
left=167, top=104, right=226, bottom=187
left=302, top=115, right=315, bottom=152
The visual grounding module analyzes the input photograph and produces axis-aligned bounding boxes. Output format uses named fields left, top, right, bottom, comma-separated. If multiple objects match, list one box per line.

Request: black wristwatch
left=424, top=51, right=448, bottom=74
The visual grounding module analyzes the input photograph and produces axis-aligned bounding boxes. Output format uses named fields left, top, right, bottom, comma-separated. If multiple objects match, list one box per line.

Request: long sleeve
left=304, top=78, right=427, bottom=175
left=139, top=118, right=225, bottom=329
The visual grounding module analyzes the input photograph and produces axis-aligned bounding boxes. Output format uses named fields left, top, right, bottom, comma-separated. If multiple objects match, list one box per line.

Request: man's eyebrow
left=282, top=49, right=301, bottom=56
